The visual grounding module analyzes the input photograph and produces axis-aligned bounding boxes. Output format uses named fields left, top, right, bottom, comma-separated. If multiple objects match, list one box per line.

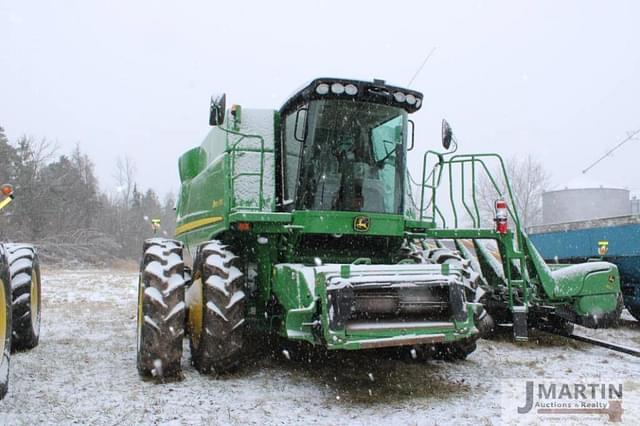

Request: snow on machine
left=135, top=78, right=622, bottom=379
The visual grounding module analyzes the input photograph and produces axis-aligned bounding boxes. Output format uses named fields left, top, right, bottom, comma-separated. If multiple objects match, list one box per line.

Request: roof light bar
left=315, top=83, right=330, bottom=95
left=330, top=83, right=345, bottom=94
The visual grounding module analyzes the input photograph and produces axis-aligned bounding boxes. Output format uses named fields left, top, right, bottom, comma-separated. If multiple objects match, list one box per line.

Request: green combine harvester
left=0, top=183, right=43, bottom=399
left=136, top=78, right=622, bottom=379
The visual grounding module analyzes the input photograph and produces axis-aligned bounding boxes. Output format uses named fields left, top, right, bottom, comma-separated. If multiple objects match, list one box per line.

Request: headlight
left=405, top=94, right=416, bottom=105
left=393, top=91, right=406, bottom=102
left=344, top=84, right=358, bottom=95
left=316, top=83, right=330, bottom=95
left=331, top=83, right=345, bottom=94
left=415, top=98, right=422, bottom=108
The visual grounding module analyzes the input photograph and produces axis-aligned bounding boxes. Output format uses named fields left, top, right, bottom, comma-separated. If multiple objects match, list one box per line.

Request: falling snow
left=0, top=268, right=638, bottom=424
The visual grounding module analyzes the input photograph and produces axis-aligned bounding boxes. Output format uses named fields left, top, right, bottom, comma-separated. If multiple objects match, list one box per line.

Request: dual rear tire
left=136, top=238, right=247, bottom=379
left=136, top=239, right=187, bottom=379
left=188, top=241, right=246, bottom=374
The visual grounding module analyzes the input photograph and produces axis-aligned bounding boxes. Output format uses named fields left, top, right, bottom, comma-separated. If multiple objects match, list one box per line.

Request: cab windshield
left=290, top=100, right=407, bottom=214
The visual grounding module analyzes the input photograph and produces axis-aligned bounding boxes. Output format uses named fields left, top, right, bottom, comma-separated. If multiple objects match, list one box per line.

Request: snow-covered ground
left=0, top=269, right=639, bottom=425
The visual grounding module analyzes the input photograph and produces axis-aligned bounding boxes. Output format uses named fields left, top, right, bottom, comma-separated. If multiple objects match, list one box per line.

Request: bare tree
left=114, top=156, right=137, bottom=206
left=477, top=154, right=551, bottom=228
left=1, top=128, right=177, bottom=263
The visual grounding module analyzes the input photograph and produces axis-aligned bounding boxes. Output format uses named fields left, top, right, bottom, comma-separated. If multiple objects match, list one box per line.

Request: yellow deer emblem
left=353, top=216, right=370, bottom=232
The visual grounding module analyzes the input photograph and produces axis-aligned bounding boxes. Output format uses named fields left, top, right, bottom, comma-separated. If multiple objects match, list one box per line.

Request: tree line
left=0, top=126, right=176, bottom=265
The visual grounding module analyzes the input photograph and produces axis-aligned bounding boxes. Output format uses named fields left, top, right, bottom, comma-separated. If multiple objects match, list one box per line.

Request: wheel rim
left=30, top=269, right=40, bottom=335
left=136, top=277, right=143, bottom=352
left=0, top=278, right=6, bottom=357
left=188, top=277, right=204, bottom=350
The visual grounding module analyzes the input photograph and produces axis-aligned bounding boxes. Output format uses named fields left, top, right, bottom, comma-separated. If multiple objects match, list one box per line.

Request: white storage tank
left=542, top=176, right=630, bottom=225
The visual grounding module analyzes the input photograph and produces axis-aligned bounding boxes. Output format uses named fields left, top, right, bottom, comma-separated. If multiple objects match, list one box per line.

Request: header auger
left=135, top=78, right=621, bottom=380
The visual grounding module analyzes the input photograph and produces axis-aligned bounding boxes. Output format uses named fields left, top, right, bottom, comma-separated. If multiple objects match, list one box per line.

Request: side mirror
left=441, top=119, right=454, bottom=150
left=407, top=119, right=415, bottom=151
left=294, top=108, right=308, bottom=142
left=209, top=93, right=226, bottom=126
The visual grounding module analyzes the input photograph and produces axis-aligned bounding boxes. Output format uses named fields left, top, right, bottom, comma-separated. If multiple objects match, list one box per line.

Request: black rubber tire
left=5, top=244, right=41, bottom=351
left=0, top=247, right=12, bottom=400
left=474, top=307, right=496, bottom=338
left=136, top=238, right=186, bottom=380
left=537, top=315, right=575, bottom=336
left=424, top=244, right=493, bottom=339
left=431, top=337, right=477, bottom=361
left=403, top=242, right=480, bottom=359
left=553, top=317, right=575, bottom=337
left=189, top=241, right=246, bottom=374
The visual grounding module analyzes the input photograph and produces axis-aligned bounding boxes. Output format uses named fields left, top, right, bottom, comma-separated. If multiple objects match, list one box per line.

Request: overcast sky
left=1, top=0, right=639, bottom=198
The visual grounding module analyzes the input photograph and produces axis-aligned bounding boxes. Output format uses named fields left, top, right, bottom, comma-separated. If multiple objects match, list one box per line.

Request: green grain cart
left=0, top=184, right=42, bottom=399
left=136, top=78, right=621, bottom=379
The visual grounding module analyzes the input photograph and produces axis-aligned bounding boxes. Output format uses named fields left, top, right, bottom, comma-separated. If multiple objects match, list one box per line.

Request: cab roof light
left=330, top=83, right=345, bottom=94
left=316, top=83, right=330, bottom=95
left=344, top=84, right=358, bottom=95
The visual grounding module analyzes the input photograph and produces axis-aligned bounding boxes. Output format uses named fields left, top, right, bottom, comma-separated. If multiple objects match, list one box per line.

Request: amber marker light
left=237, top=222, right=251, bottom=232
left=1, top=184, right=13, bottom=197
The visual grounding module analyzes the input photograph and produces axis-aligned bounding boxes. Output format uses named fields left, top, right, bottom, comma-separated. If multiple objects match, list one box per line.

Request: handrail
left=419, top=150, right=446, bottom=224
left=220, top=127, right=270, bottom=212
left=451, top=154, right=522, bottom=231
left=417, top=151, right=533, bottom=310
left=419, top=152, right=525, bottom=249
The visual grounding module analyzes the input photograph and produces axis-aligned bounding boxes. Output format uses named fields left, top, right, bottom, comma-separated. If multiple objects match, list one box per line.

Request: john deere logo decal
left=598, top=240, right=609, bottom=257
left=354, top=216, right=370, bottom=232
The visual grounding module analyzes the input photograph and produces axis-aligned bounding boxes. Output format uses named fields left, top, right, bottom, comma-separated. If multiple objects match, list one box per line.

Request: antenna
left=407, top=47, right=437, bottom=88
left=582, top=128, right=640, bottom=174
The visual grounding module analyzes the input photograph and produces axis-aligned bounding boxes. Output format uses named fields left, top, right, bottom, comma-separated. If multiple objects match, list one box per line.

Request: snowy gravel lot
left=0, top=269, right=639, bottom=425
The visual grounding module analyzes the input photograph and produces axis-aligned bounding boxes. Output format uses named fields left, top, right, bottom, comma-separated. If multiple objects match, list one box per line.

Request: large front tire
left=434, top=337, right=477, bottom=361
left=0, top=247, right=12, bottom=399
left=5, top=244, right=41, bottom=351
left=408, top=242, right=479, bottom=359
left=416, top=337, right=477, bottom=362
left=136, top=238, right=186, bottom=380
left=189, top=241, right=246, bottom=374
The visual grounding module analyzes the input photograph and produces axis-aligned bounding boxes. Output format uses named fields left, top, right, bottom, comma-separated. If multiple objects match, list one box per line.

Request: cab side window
left=282, top=106, right=306, bottom=207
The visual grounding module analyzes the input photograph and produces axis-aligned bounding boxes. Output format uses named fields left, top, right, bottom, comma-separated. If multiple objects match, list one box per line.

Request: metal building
left=542, top=177, right=630, bottom=225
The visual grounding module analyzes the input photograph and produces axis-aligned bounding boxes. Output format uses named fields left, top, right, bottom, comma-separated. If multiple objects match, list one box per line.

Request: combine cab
left=0, top=184, right=42, bottom=399
left=135, top=78, right=621, bottom=379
